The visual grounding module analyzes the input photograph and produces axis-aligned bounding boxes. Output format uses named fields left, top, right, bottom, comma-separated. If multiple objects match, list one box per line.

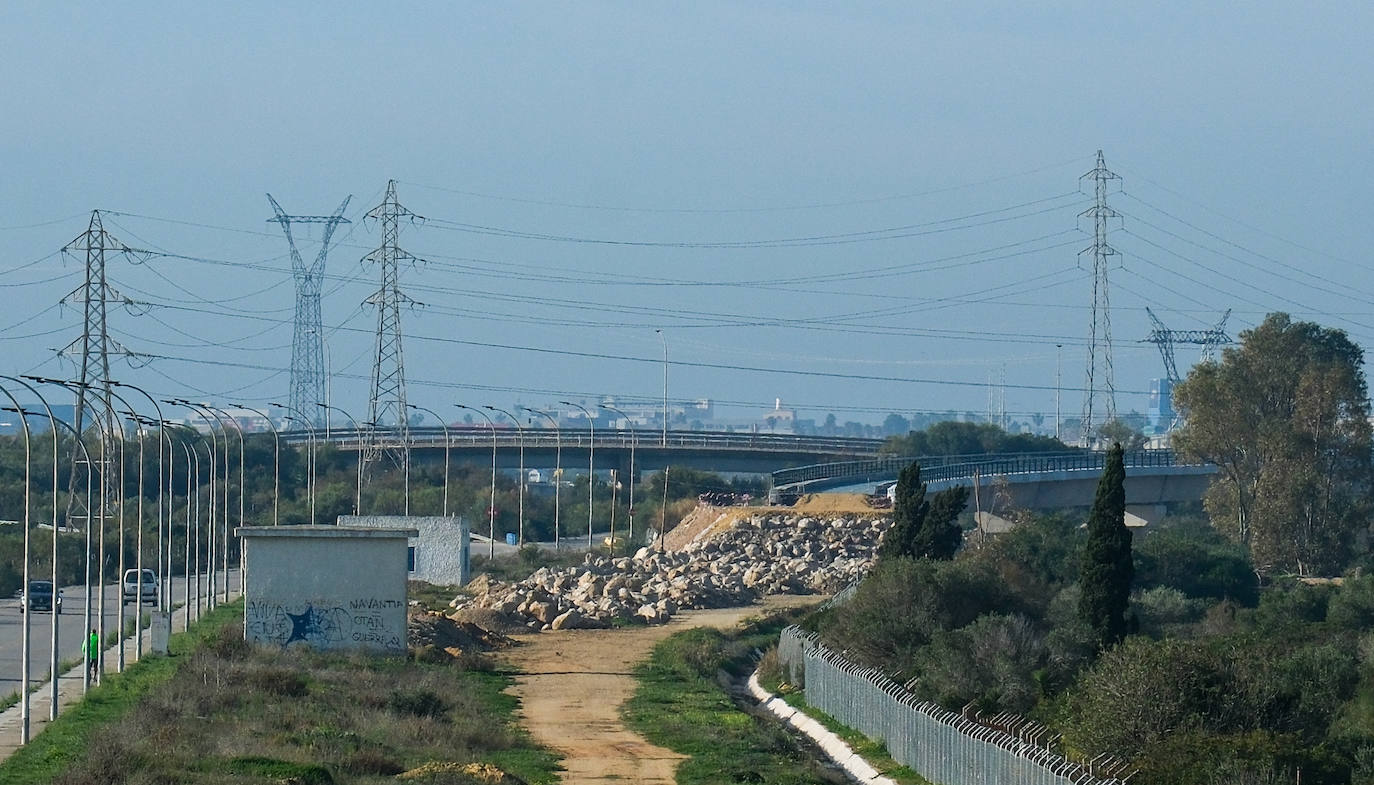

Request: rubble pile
left=451, top=513, right=890, bottom=631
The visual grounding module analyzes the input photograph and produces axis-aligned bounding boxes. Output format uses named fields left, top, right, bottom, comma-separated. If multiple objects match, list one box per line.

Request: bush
left=911, top=613, right=1047, bottom=713
left=248, top=667, right=309, bottom=698
left=1330, top=574, right=1374, bottom=632
left=816, top=556, right=1022, bottom=677
left=1135, top=522, right=1258, bottom=605
left=387, top=688, right=449, bottom=719
left=1134, top=586, right=1207, bottom=636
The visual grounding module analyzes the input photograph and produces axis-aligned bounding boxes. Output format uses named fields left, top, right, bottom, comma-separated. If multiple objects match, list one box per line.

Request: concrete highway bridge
left=771, top=449, right=1217, bottom=527
left=283, top=427, right=887, bottom=477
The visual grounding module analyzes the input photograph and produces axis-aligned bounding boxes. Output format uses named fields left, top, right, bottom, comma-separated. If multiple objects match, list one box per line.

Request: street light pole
left=110, top=382, right=169, bottom=619
left=601, top=404, right=637, bottom=548
left=456, top=404, right=498, bottom=558
left=45, top=414, right=94, bottom=691
left=235, top=404, right=280, bottom=525
left=171, top=401, right=223, bottom=608
left=656, top=329, right=668, bottom=447
left=105, top=388, right=146, bottom=665
left=486, top=407, right=525, bottom=545
left=408, top=404, right=451, bottom=517
left=4, top=377, right=62, bottom=719
left=1055, top=344, right=1063, bottom=442
left=202, top=405, right=243, bottom=603
left=559, top=401, right=595, bottom=552
left=272, top=402, right=317, bottom=525
left=0, top=382, right=33, bottom=744
left=319, top=403, right=363, bottom=515
left=521, top=407, right=560, bottom=551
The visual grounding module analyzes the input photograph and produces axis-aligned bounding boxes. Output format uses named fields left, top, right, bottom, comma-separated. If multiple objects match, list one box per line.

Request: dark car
left=20, top=580, right=61, bottom=614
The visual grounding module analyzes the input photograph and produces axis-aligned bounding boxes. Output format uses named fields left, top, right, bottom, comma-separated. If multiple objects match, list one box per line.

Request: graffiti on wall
left=247, top=597, right=406, bottom=652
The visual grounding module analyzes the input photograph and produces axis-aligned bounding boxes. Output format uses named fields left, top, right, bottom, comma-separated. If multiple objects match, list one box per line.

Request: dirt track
left=498, top=596, right=818, bottom=784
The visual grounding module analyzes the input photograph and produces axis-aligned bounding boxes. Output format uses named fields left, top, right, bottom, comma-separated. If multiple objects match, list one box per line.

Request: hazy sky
left=2, top=2, right=1371, bottom=428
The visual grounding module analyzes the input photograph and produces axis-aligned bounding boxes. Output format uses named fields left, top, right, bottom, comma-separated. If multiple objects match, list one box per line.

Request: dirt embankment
left=663, top=494, right=884, bottom=551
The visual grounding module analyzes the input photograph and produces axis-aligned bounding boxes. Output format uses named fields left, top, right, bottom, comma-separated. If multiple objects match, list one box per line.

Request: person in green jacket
left=82, top=628, right=99, bottom=681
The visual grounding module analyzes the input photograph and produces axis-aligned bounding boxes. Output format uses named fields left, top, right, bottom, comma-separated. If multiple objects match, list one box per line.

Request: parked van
left=122, top=568, right=158, bottom=607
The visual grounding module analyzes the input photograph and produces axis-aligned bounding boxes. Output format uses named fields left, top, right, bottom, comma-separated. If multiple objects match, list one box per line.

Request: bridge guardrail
left=774, top=448, right=1195, bottom=489
left=280, top=427, right=886, bottom=455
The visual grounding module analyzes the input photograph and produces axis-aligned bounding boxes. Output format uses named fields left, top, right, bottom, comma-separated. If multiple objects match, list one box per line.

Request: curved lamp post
left=0, top=381, right=33, bottom=743
left=408, top=404, right=451, bottom=517
left=36, top=406, right=95, bottom=692
left=521, top=407, right=560, bottom=551
left=234, top=404, right=280, bottom=526
left=318, top=403, right=362, bottom=516
left=203, top=405, right=243, bottom=602
left=456, top=404, right=497, bottom=558
left=656, top=329, right=668, bottom=447
left=38, top=376, right=110, bottom=683
left=559, top=401, right=595, bottom=551
left=601, top=404, right=637, bottom=548
left=169, top=401, right=222, bottom=608
left=107, top=382, right=168, bottom=625
left=104, top=387, right=146, bottom=666
left=272, top=401, right=317, bottom=526
left=486, top=407, right=525, bottom=545
left=3, top=377, right=63, bottom=717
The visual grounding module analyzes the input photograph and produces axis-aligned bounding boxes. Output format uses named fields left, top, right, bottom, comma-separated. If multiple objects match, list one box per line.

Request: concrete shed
left=338, top=515, right=471, bottom=586
left=237, top=525, right=417, bottom=654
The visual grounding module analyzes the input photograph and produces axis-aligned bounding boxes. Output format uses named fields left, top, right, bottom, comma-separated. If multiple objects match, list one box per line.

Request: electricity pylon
left=267, top=194, right=352, bottom=427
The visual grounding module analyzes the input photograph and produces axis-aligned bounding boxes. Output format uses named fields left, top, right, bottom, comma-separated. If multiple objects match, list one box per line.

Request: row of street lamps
left=1, top=376, right=250, bottom=746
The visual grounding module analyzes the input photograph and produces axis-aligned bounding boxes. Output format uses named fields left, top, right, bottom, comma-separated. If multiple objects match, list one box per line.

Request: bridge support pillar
left=974, top=511, right=1019, bottom=535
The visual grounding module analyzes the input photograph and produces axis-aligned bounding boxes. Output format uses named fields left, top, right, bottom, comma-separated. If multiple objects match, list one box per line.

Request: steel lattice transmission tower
left=1143, top=307, right=1232, bottom=386
left=267, top=194, right=352, bottom=427
left=1079, top=150, right=1121, bottom=442
left=362, top=180, right=421, bottom=473
left=59, top=210, right=135, bottom=526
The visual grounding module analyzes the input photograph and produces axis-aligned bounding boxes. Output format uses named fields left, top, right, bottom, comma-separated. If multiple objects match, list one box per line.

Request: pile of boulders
left=451, top=512, right=890, bottom=631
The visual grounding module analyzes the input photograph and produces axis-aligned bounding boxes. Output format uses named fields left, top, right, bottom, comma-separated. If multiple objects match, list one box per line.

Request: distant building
left=1147, top=378, right=1174, bottom=434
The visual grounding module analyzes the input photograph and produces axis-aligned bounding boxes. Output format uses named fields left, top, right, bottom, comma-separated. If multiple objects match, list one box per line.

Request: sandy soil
left=498, top=596, right=820, bottom=785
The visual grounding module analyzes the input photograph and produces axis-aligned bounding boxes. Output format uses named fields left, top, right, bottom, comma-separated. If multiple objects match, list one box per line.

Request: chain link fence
left=777, top=626, right=1133, bottom=785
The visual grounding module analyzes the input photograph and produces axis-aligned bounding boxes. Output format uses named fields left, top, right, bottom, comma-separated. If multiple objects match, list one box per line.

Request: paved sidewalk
left=0, top=582, right=240, bottom=763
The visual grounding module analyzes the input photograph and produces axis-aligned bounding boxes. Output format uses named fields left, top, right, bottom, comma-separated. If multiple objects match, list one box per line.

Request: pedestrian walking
left=82, top=628, right=99, bottom=681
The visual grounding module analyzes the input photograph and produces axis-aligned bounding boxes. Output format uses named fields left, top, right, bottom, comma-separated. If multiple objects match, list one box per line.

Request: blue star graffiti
left=247, top=601, right=348, bottom=649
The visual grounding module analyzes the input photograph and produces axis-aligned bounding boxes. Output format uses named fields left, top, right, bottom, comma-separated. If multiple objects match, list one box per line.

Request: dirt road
left=499, top=597, right=817, bottom=785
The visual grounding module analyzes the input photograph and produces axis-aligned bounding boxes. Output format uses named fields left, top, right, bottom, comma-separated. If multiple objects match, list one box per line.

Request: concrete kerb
left=0, top=576, right=241, bottom=764
left=747, top=670, right=898, bottom=785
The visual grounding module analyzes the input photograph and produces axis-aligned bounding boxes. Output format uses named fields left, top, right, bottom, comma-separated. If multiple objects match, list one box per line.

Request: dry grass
left=32, top=622, right=557, bottom=785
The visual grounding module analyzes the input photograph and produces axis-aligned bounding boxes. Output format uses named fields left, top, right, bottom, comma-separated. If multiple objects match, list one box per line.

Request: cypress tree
left=879, top=462, right=968, bottom=560
left=1078, top=442, right=1133, bottom=650
left=879, top=462, right=928, bottom=560
left=918, top=485, right=969, bottom=560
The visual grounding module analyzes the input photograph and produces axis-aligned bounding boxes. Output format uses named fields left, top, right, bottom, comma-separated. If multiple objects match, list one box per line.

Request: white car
left=122, top=569, right=158, bottom=607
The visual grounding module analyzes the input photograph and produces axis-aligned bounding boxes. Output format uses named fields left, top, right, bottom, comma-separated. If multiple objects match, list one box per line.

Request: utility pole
left=267, top=194, right=351, bottom=429
left=59, top=211, right=134, bottom=528
left=1079, top=150, right=1121, bottom=444
left=363, top=181, right=421, bottom=480
left=1055, top=344, right=1063, bottom=441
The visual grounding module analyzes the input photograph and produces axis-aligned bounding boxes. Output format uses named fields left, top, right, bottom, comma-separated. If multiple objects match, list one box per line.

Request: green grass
left=622, top=610, right=843, bottom=785
left=0, top=600, right=243, bottom=785
left=776, top=691, right=930, bottom=785
left=0, top=599, right=561, bottom=785
left=407, top=579, right=464, bottom=613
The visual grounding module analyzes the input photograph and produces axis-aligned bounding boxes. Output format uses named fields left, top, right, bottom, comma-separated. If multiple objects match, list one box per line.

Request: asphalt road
left=0, top=570, right=239, bottom=694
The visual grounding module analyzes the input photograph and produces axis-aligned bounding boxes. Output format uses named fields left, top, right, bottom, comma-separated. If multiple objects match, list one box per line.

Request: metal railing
left=284, top=426, right=887, bottom=455
left=773, top=448, right=1194, bottom=489
left=777, top=626, right=1134, bottom=785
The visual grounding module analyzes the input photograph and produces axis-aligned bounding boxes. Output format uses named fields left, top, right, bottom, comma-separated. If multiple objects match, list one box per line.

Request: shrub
left=1135, top=522, right=1258, bottom=604
left=340, top=748, right=405, bottom=776
left=387, top=688, right=449, bottom=719
left=248, top=667, right=310, bottom=698
left=1134, top=586, right=1207, bottom=636
left=911, top=613, right=1047, bottom=713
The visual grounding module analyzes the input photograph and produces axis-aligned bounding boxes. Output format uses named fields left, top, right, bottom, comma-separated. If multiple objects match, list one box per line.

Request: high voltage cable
left=421, top=194, right=1085, bottom=248
left=397, top=156, right=1090, bottom=214
left=131, top=346, right=1151, bottom=397
left=1118, top=204, right=1373, bottom=305
left=1113, top=167, right=1366, bottom=272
